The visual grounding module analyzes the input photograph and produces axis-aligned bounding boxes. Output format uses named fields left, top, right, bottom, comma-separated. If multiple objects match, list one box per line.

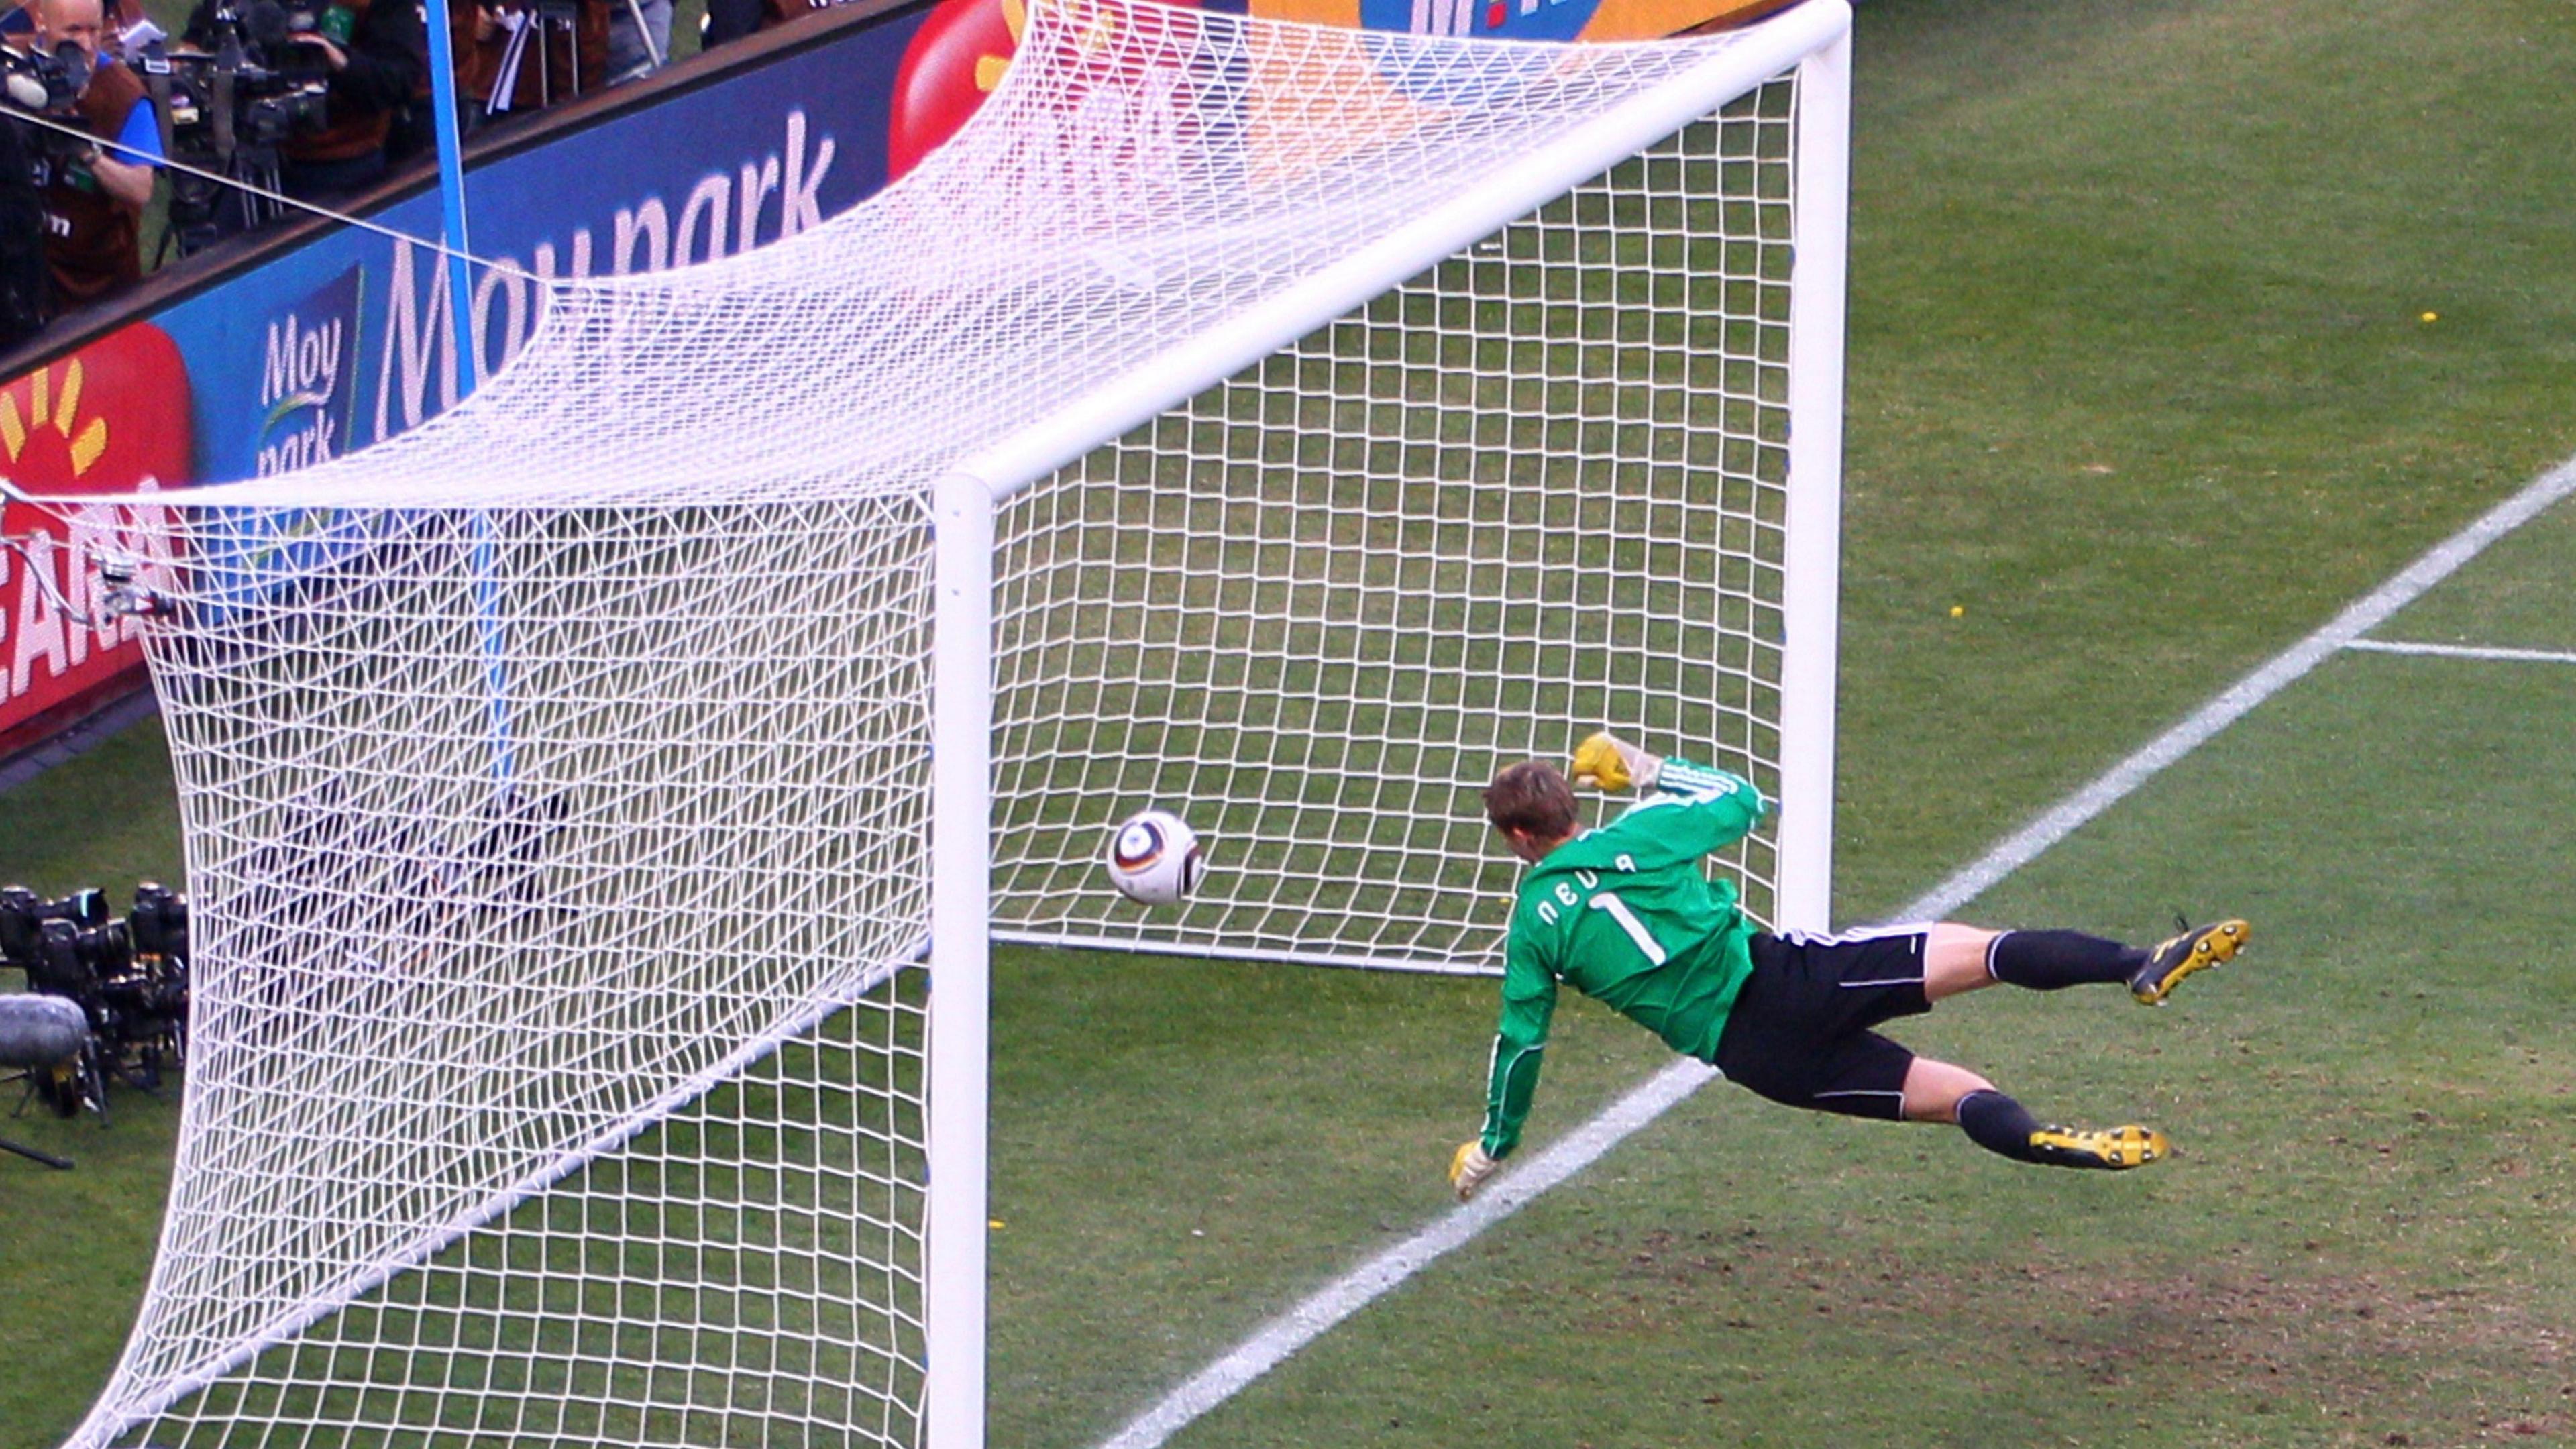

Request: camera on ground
left=1, top=881, right=192, bottom=1116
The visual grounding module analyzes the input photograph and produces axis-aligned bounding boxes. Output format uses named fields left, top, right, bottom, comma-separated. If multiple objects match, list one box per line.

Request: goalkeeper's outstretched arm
left=1456, top=731, right=1766, bottom=1202
left=1571, top=731, right=1768, bottom=859
left=1452, top=940, right=1555, bottom=1201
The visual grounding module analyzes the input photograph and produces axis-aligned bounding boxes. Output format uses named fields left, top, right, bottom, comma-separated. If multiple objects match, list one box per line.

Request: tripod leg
left=535, top=17, right=552, bottom=107
left=621, top=0, right=665, bottom=71
left=84, top=1049, right=110, bottom=1124
left=0, top=1137, right=73, bottom=1169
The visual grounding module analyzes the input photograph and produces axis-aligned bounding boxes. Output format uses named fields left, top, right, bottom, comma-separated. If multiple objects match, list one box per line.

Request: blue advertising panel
left=157, top=21, right=922, bottom=488
left=1, top=5, right=938, bottom=732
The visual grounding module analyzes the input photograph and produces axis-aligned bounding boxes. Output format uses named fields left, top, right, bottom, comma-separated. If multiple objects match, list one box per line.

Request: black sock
left=1984, top=929, right=2146, bottom=991
left=1955, top=1089, right=2047, bottom=1164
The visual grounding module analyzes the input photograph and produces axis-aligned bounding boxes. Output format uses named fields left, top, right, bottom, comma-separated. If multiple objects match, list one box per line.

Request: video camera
left=0, top=41, right=106, bottom=168
left=149, top=0, right=338, bottom=254
left=0, top=40, right=89, bottom=113
left=162, top=0, right=337, bottom=150
left=0, top=881, right=191, bottom=1116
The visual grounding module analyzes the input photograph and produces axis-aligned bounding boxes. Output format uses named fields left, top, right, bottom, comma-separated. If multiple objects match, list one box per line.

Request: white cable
left=3, top=101, right=531, bottom=277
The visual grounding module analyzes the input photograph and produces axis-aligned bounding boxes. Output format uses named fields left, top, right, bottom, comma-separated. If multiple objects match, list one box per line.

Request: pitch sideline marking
left=2345, top=639, right=2576, bottom=666
left=1906, top=458, right=2576, bottom=919
left=1095, top=453, right=2576, bottom=1449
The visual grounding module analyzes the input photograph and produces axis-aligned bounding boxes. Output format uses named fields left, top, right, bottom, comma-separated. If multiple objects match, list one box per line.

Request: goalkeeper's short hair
left=1485, top=760, right=1578, bottom=840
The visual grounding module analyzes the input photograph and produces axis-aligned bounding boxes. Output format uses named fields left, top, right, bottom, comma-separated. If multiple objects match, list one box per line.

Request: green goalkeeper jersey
left=1477, top=758, right=1769, bottom=1159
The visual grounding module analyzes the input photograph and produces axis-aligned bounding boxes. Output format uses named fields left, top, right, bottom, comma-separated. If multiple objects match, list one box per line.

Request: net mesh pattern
left=990, top=109, right=1796, bottom=967
left=77, top=500, right=939, bottom=1449
left=54, top=1, right=1819, bottom=1444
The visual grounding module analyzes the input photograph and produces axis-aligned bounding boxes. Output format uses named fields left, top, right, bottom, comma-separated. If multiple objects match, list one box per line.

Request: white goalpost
left=33, top=1, right=1850, bottom=1445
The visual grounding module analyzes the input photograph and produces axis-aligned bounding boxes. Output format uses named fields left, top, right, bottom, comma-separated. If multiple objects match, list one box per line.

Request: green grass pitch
left=11, top=0, right=2576, bottom=1446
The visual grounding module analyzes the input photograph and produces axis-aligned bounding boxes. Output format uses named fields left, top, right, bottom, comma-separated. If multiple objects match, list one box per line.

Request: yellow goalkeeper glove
left=1570, top=732, right=1660, bottom=792
left=1448, top=1140, right=1499, bottom=1201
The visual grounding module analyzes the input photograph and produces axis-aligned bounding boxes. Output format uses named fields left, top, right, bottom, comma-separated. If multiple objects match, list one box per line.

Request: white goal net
left=40, top=0, right=1849, bottom=1445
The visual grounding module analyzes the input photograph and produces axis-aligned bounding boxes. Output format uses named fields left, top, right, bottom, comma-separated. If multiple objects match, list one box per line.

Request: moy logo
left=258, top=266, right=366, bottom=476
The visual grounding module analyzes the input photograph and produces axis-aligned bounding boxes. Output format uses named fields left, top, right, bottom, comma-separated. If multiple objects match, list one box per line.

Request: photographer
left=15, top=0, right=161, bottom=316
left=185, top=0, right=424, bottom=202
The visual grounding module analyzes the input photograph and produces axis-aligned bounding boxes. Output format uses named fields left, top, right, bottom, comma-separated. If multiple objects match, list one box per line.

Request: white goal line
left=2344, top=638, right=2576, bottom=666
left=1093, top=450, right=2576, bottom=1449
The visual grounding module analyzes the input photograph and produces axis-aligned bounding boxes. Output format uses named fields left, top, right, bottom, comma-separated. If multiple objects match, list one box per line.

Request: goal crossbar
left=951, top=0, right=1851, bottom=504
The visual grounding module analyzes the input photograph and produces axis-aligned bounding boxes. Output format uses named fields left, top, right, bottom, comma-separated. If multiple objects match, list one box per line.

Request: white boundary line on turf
left=1093, top=452, right=2576, bottom=1449
left=2345, top=639, right=2576, bottom=666
left=1095, top=1056, right=1720, bottom=1449
left=1904, top=456, right=2576, bottom=920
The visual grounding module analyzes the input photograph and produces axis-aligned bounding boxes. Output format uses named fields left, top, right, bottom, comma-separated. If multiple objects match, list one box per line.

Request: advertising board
left=0, top=0, right=1790, bottom=743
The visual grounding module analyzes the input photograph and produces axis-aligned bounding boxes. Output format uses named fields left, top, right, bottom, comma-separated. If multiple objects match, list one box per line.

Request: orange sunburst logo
left=975, top=0, right=1029, bottom=92
left=888, top=0, right=1032, bottom=178
left=0, top=321, right=193, bottom=738
left=0, top=321, right=190, bottom=497
left=888, top=0, right=1201, bottom=179
left=0, top=358, right=111, bottom=480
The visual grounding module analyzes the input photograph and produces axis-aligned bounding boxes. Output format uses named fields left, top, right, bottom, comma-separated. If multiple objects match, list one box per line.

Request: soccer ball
left=1105, top=808, right=1208, bottom=906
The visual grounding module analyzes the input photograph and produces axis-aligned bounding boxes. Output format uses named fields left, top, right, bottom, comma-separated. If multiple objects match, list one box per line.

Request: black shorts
left=1710, top=926, right=1935, bottom=1122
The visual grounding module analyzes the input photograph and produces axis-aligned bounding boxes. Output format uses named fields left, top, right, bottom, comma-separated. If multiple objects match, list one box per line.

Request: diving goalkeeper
left=1446, top=733, right=2251, bottom=1200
